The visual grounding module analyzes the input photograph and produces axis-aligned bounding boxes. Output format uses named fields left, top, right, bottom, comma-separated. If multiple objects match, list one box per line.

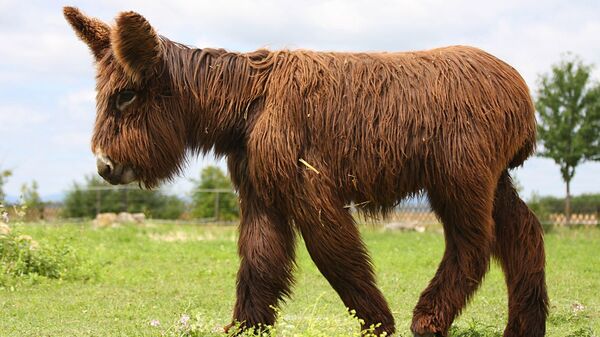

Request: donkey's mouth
left=96, top=153, right=137, bottom=185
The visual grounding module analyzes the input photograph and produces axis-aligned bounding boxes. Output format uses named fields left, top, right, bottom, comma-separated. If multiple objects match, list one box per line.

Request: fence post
left=214, top=191, right=220, bottom=221
left=121, top=188, right=127, bottom=213
left=95, top=189, right=101, bottom=215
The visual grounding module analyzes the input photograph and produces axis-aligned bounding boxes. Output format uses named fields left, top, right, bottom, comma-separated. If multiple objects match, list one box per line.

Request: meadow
left=0, top=222, right=598, bottom=337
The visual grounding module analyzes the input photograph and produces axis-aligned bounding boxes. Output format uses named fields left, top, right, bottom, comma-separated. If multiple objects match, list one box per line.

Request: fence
left=88, top=185, right=140, bottom=215
left=350, top=199, right=439, bottom=230
left=354, top=202, right=600, bottom=229
left=77, top=186, right=436, bottom=226
left=547, top=213, right=598, bottom=226
left=189, top=188, right=238, bottom=222
left=68, top=185, right=238, bottom=223
left=14, top=185, right=600, bottom=228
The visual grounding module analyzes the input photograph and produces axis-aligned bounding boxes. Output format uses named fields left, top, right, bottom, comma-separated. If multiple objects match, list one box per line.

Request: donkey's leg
left=227, top=190, right=297, bottom=332
left=493, top=172, right=548, bottom=337
left=293, top=185, right=395, bottom=336
left=412, top=177, right=495, bottom=337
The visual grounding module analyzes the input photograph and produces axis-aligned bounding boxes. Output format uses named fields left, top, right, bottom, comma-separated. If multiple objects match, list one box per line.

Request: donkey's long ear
left=63, top=7, right=110, bottom=60
left=111, top=11, right=162, bottom=83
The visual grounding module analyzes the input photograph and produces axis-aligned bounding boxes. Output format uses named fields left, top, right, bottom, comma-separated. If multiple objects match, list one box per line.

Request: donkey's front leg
left=226, top=194, right=296, bottom=333
left=290, top=180, right=395, bottom=336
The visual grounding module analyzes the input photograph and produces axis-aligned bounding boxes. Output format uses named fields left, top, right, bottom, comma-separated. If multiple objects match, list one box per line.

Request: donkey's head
left=64, top=7, right=186, bottom=188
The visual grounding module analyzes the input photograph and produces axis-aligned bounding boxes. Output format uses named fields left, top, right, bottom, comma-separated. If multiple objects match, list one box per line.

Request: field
left=1, top=222, right=598, bottom=337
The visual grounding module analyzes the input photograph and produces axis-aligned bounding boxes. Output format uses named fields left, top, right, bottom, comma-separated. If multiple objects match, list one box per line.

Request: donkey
left=64, top=7, right=548, bottom=337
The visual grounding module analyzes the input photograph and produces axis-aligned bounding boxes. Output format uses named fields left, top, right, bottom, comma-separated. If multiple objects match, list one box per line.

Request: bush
left=527, top=193, right=600, bottom=216
left=0, top=205, right=94, bottom=287
left=20, top=180, right=45, bottom=221
left=190, top=166, right=239, bottom=220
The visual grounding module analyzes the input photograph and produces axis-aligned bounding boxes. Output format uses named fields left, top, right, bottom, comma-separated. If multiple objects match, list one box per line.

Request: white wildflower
left=179, top=314, right=190, bottom=326
left=572, top=302, right=585, bottom=313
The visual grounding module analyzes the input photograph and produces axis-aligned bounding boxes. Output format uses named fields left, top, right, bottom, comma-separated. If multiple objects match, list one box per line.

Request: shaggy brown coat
left=64, top=7, right=548, bottom=337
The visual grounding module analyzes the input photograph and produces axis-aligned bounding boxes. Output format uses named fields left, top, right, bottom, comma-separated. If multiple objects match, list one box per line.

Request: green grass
left=0, top=222, right=598, bottom=336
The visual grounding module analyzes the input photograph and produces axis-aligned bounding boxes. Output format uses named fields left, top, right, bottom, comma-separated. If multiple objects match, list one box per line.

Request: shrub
left=0, top=204, right=94, bottom=287
left=190, top=166, right=239, bottom=221
left=528, top=193, right=600, bottom=217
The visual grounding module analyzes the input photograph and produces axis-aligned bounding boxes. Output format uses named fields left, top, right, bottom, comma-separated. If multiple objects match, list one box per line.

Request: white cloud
left=0, top=3, right=95, bottom=83
left=58, top=89, right=96, bottom=121
left=0, top=104, right=48, bottom=131
left=51, top=132, right=91, bottom=148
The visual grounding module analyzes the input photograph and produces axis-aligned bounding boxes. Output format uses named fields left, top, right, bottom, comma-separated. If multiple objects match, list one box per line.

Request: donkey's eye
left=116, top=90, right=137, bottom=110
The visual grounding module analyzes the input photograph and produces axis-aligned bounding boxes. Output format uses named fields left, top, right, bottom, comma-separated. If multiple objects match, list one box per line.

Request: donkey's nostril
left=95, top=153, right=136, bottom=185
left=96, top=158, right=112, bottom=178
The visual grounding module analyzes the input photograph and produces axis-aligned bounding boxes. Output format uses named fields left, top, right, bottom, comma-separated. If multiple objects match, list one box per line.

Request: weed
left=0, top=204, right=95, bottom=287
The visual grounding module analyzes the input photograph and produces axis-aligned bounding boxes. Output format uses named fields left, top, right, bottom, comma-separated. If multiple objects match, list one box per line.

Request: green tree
left=191, top=166, right=238, bottom=220
left=62, top=175, right=185, bottom=219
left=20, top=180, right=44, bottom=220
left=0, top=168, right=12, bottom=203
left=535, top=55, right=600, bottom=224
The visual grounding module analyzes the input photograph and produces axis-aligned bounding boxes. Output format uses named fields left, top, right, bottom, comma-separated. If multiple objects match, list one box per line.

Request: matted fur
left=65, top=7, right=548, bottom=337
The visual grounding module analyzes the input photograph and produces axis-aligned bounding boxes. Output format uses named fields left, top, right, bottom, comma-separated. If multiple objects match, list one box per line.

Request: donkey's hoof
left=411, top=312, right=445, bottom=337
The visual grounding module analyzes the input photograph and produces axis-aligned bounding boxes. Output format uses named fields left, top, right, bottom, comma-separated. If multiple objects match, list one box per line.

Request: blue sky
left=1, top=0, right=599, bottom=201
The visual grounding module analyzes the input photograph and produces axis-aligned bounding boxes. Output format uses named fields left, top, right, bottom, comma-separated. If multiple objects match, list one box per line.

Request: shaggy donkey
left=64, top=7, right=548, bottom=337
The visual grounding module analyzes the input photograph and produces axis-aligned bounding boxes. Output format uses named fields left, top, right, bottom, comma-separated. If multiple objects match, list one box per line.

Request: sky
left=0, top=0, right=599, bottom=201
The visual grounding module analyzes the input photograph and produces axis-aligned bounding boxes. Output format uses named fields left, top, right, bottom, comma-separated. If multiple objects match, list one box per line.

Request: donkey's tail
left=508, top=96, right=537, bottom=169
left=508, top=137, right=535, bottom=169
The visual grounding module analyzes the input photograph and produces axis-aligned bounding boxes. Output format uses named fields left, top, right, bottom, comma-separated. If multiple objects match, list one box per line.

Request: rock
left=384, top=221, right=426, bottom=232
left=93, top=212, right=118, bottom=228
left=132, top=213, right=146, bottom=224
left=117, top=212, right=136, bottom=223
left=93, top=212, right=146, bottom=228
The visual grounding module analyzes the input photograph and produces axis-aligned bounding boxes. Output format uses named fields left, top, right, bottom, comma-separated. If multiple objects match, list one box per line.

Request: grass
left=0, top=222, right=598, bottom=336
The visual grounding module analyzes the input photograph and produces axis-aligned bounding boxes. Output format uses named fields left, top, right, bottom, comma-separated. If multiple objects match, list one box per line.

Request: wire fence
left=87, top=185, right=140, bottom=216
left=60, top=185, right=238, bottom=224
left=352, top=200, right=439, bottom=231
left=66, top=186, right=437, bottom=227
left=15, top=186, right=599, bottom=228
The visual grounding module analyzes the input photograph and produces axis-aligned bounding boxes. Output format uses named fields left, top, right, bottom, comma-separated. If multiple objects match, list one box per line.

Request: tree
left=191, top=166, right=238, bottom=220
left=0, top=168, right=11, bottom=203
left=62, top=175, right=185, bottom=219
left=20, top=180, right=44, bottom=220
left=535, top=55, right=600, bottom=224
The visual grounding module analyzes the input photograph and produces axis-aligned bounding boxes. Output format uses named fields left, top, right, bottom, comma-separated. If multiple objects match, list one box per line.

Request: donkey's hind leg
left=493, top=172, right=548, bottom=337
left=412, top=176, right=496, bottom=337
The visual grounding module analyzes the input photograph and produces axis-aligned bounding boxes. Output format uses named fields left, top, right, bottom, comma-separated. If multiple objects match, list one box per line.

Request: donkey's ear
left=111, top=11, right=162, bottom=83
left=63, top=7, right=111, bottom=60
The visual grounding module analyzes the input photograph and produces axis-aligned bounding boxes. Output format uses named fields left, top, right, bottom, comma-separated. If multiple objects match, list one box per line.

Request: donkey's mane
left=162, top=39, right=274, bottom=116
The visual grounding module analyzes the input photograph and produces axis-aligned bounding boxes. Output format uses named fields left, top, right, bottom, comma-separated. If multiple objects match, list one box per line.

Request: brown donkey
left=64, top=7, right=548, bottom=337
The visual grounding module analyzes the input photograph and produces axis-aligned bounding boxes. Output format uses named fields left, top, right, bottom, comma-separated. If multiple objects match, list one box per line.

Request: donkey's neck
left=163, top=40, right=273, bottom=156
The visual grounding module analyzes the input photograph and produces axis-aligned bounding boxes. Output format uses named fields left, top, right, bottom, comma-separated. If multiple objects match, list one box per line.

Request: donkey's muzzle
left=96, top=154, right=137, bottom=185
